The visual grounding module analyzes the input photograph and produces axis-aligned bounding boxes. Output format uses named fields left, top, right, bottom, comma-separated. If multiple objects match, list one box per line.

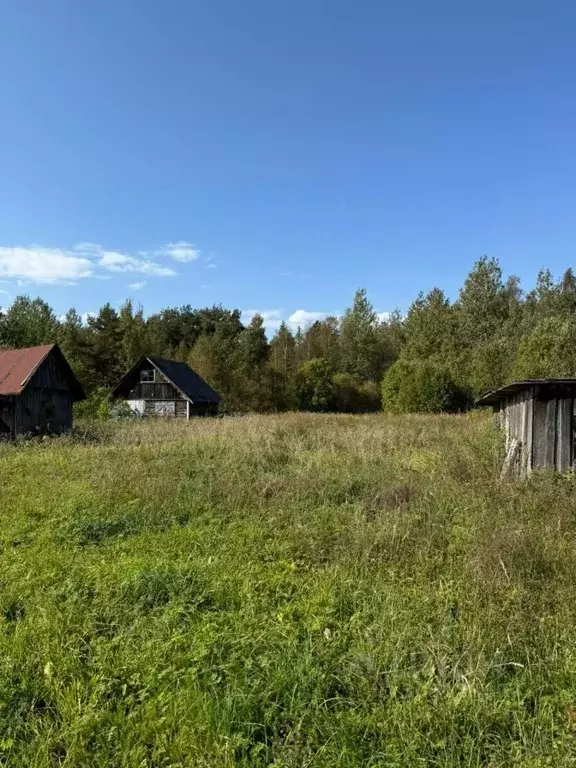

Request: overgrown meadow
left=2, top=413, right=576, bottom=766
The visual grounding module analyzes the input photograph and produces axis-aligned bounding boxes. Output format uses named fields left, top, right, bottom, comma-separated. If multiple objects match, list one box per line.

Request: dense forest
left=1, top=256, right=576, bottom=414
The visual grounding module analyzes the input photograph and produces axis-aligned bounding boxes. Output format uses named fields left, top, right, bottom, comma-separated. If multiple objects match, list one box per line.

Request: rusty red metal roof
left=0, top=344, right=56, bottom=395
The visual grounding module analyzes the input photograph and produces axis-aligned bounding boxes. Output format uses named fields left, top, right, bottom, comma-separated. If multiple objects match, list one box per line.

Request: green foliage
left=0, top=296, right=57, bottom=348
left=6, top=257, right=576, bottom=414
left=1, top=413, right=576, bottom=764
left=270, top=321, right=297, bottom=380
left=382, top=358, right=470, bottom=414
left=297, top=358, right=334, bottom=411
left=331, top=373, right=381, bottom=412
left=513, top=317, right=576, bottom=379
left=74, top=386, right=112, bottom=421
left=403, top=288, right=456, bottom=360
left=339, top=289, right=394, bottom=383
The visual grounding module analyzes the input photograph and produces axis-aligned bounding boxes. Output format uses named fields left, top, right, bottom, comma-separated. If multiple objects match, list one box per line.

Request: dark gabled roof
left=148, top=357, right=221, bottom=404
left=477, top=378, right=576, bottom=406
left=0, top=344, right=85, bottom=400
left=111, top=356, right=221, bottom=404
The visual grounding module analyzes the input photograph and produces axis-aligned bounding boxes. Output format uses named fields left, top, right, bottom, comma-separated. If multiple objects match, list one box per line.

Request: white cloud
left=0, top=241, right=182, bottom=284
left=288, top=309, right=328, bottom=328
left=377, top=311, right=392, bottom=323
left=97, top=249, right=176, bottom=276
left=128, top=280, right=147, bottom=291
left=0, top=246, right=93, bottom=284
left=157, top=241, right=200, bottom=262
left=205, top=263, right=217, bottom=269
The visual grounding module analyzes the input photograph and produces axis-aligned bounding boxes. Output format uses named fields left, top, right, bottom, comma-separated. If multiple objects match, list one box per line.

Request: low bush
left=381, top=358, right=471, bottom=414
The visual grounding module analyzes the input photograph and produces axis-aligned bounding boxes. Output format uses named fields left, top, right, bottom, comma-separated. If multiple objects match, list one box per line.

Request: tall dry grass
left=0, top=412, right=575, bottom=766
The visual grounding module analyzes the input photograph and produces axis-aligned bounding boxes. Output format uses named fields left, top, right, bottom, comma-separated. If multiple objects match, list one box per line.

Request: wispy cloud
left=156, top=241, right=200, bottom=263
left=205, top=263, right=217, bottom=269
left=0, top=241, right=183, bottom=284
left=128, top=280, right=147, bottom=291
left=79, top=243, right=176, bottom=277
left=98, top=250, right=175, bottom=276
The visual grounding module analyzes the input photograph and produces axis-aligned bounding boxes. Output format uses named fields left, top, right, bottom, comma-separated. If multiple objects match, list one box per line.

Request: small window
left=140, top=369, right=155, bottom=383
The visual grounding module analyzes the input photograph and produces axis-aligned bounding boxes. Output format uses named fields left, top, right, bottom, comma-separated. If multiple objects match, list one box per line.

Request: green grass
left=1, top=413, right=576, bottom=766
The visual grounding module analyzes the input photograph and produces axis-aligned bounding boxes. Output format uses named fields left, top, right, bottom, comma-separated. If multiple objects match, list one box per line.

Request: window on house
left=154, top=401, right=175, bottom=416
left=140, top=369, right=155, bottom=383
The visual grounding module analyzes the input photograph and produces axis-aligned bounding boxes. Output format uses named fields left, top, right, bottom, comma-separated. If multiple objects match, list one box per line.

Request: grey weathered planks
left=557, top=396, right=572, bottom=471
left=493, top=383, right=574, bottom=476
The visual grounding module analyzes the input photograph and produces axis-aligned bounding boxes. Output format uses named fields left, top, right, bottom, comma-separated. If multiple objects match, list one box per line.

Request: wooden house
left=0, top=344, right=86, bottom=437
left=111, top=356, right=221, bottom=418
left=477, top=379, right=576, bottom=477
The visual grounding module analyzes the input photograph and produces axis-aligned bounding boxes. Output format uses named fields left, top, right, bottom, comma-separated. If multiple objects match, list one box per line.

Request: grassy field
left=2, top=413, right=576, bottom=766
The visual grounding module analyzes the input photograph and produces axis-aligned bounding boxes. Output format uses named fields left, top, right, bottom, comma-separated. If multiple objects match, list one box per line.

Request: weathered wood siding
left=557, top=396, right=572, bottom=471
left=143, top=398, right=188, bottom=418
left=499, top=387, right=534, bottom=477
left=28, top=354, right=73, bottom=391
left=500, top=388, right=534, bottom=478
left=526, top=384, right=573, bottom=472
left=127, top=370, right=185, bottom=402
left=0, top=398, right=14, bottom=434
left=15, top=387, right=73, bottom=434
left=126, top=369, right=189, bottom=418
left=12, top=353, right=76, bottom=435
left=130, top=382, right=183, bottom=400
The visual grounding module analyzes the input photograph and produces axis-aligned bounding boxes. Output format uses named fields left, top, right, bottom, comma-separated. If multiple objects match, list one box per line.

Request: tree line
left=1, top=256, right=575, bottom=413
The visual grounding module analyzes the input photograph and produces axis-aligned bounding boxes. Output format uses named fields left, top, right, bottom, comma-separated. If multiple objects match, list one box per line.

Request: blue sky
left=0, top=1, right=575, bottom=331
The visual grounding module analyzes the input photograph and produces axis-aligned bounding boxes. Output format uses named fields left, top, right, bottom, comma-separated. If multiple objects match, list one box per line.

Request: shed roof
left=0, top=344, right=56, bottom=395
left=111, top=356, right=221, bottom=404
left=0, top=344, right=86, bottom=399
left=477, top=379, right=576, bottom=406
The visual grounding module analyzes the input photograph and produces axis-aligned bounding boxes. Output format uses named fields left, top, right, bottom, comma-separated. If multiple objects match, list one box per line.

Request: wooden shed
left=0, top=344, right=86, bottom=437
left=477, top=379, right=576, bottom=477
left=111, top=356, right=221, bottom=418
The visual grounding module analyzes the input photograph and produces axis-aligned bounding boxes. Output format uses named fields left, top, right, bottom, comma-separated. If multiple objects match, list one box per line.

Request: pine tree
left=85, top=304, right=124, bottom=389
left=57, top=308, right=90, bottom=387
left=339, top=288, right=391, bottom=382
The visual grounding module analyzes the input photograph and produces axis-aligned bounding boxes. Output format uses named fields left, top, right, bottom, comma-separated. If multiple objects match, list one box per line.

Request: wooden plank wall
left=557, top=397, right=572, bottom=471
left=15, top=388, right=73, bottom=434
left=0, top=398, right=14, bottom=435
left=530, top=386, right=573, bottom=472
left=29, top=355, right=73, bottom=391
left=504, top=392, right=524, bottom=445
left=501, top=388, right=534, bottom=478
left=143, top=399, right=189, bottom=418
